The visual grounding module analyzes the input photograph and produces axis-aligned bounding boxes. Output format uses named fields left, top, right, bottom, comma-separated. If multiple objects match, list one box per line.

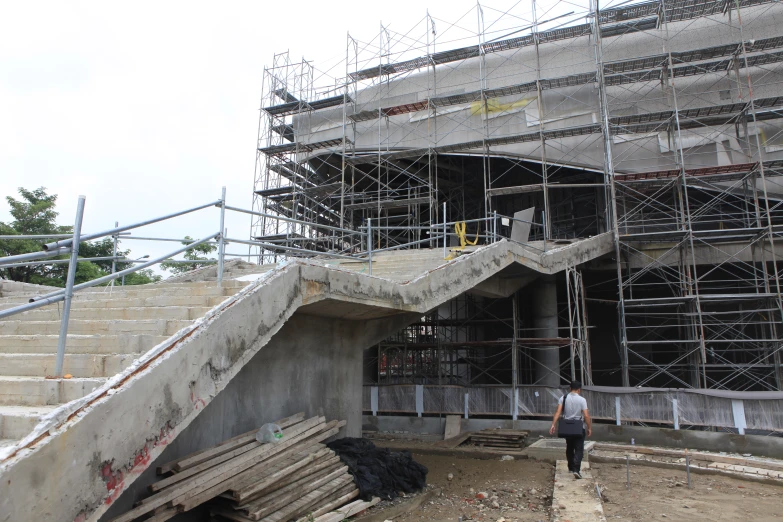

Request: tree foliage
left=160, top=236, right=217, bottom=274
left=0, top=187, right=161, bottom=286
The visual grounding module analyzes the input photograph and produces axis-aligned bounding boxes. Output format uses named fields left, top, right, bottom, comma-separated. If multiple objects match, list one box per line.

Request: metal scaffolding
left=251, top=0, right=783, bottom=392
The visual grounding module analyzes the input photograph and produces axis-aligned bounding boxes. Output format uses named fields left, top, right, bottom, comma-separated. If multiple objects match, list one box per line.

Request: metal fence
left=363, top=384, right=783, bottom=434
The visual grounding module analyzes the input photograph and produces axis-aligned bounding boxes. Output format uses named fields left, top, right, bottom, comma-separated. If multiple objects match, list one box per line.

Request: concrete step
left=0, top=334, right=169, bottom=354
left=0, top=353, right=136, bottom=378
left=0, top=319, right=192, bottom=336
left=0, top=294, right=226, bottom=311
left=0, top=405, right=56, bottom=439
left=0, top=281, right=248, bottom=305
left=11, top=306, right=213, bottom=322
left=0, top=376, right=105, bottom=406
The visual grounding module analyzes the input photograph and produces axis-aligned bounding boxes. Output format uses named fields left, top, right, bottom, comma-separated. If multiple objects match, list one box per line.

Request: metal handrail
left=42, top=200, right=222, bottom=251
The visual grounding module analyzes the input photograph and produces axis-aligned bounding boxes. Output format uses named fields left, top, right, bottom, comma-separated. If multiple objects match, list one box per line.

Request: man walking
left=549, top=380, right=592, bottom=479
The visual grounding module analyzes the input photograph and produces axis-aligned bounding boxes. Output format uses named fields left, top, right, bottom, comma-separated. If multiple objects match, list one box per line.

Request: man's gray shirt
left=558, top=392, right=588, bottom=429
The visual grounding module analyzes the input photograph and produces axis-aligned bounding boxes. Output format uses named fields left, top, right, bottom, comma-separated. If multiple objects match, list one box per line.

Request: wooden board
left=444, top=415, right=461, bottom=440
left=242, top=466, right=351, bottom=520
left=158, top=412, right=305, bottom=475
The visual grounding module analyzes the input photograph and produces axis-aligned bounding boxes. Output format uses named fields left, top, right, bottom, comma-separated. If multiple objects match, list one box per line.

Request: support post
left=615, top=396, right=621, bottom=426
left=464, top=392, right=469, bottom=419
left=415, top=384, right=424, bottom=417
left=371, top=386, right=379, bottom=416
left=672, top=398, right=679, bottom=430
left=443, top=202, right=447, bottom=258
left=55, top=195, right=86, bottom=378
left=367, top=217, right=373, bottom=275
left=110, top=221, right=118, bottom=288
left=217, top=186, right=226, bottom=287
left=732, top=399, right=747, bottom=435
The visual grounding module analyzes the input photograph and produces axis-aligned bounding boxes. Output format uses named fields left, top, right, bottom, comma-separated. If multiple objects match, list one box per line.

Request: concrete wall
left=364, top=415, right=783, bottom=460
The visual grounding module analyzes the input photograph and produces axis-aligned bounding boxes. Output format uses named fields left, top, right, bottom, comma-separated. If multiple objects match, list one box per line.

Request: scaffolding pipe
left=218, top=187, right=226, bottom=287
left=55, top=195, right=86, bottom=378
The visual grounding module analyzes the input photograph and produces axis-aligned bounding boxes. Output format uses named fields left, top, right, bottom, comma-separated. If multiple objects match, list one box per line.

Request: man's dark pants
left=565, top=430, right=586, bottom=472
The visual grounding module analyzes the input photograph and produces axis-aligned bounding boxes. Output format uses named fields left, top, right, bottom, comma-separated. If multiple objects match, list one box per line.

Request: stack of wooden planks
left=110, top=413, right=361, bottom=522
left=463, top=428, right=529, bottom=450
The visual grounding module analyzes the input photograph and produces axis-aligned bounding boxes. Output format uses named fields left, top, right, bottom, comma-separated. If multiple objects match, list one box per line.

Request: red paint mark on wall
left=99, top=422, right=177, bottom=507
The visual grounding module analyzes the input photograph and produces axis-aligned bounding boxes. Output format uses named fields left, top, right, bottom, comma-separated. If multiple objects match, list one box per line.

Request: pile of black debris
left=327, top=438, right=428, bottom=500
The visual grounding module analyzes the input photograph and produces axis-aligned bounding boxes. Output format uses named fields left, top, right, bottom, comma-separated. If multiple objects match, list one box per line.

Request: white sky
left=0, top=0, right=584, bottom=268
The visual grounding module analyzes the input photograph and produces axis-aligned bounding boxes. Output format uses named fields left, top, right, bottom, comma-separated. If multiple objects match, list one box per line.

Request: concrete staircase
left=0, top=236, right=616, bottom=522
left=0, top=277, right=259, bottom=451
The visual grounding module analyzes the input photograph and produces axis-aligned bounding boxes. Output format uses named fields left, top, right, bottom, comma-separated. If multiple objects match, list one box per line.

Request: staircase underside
left=0, top=235, right=612, bottom=522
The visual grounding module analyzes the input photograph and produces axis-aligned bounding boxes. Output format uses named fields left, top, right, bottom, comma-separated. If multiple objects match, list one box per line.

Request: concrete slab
left=552, top=461, right=606, bottom=522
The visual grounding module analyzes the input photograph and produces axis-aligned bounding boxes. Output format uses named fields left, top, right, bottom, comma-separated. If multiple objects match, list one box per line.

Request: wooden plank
left=237, top=464, right=344, bottom=514
left=260, top=476, right=354, bottom=522
left=108, top=417, right=327, bottom=522
left=243, top=466, right=350, bottom=520
left=288, top=482, right=355, bottom=522
left=233, top=448, right=333, bottom=502
left=211, top=505, right=255, bottom=522
left=146, top=507, right=179, bottom=522
left=435, top=431, right=472, bottom=448
left=234, top=454, right=341, bottom=506
left=235, top=458, right=342, bottom=509
left=338, top=496, right=380, bottom=517
left=444, top=415, right=461, bottom=440
left=173, top=412, right=306, bottom=473
left=227, top=445, right=330, bottom=500
left=305, top=490, right=366, bottom=522
left=175, top=422, right=344, bottom=513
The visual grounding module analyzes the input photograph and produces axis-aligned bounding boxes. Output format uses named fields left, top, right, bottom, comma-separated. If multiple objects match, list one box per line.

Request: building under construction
left=250, top=0, right=783, bottom=392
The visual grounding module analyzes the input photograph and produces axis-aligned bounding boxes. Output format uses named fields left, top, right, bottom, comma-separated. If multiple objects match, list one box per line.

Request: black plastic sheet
left=327, top=438, right=428, bottom=500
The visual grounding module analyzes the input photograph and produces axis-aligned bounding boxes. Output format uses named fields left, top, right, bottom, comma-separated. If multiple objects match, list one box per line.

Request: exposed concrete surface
left=364, top=415, right=783, bottom=459
left=0, top=236, right=612, bottom=522
left=552, top=461, right=606, bottom=522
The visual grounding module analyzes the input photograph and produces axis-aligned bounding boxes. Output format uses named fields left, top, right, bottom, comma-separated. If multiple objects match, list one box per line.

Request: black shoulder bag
left=557, top=394, right=583, bottom=438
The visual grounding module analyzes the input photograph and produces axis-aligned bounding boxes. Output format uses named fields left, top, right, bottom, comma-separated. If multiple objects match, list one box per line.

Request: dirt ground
left=359, top=452, right=555, bottom=522
left=592, top=463, right=783, bottom=521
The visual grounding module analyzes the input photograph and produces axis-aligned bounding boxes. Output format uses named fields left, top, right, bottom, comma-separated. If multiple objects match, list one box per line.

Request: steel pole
left=110, top=221, right=118, bottom=288
left=55, top=196, right=86, bottom=377
left=367, top=218, right=373, bottom=275
left=217, top=187, right=226, bottom=287
left=443, top=202, right=447, bottom=259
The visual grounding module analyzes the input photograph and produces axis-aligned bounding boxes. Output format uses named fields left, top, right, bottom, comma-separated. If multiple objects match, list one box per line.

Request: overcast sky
left=0, top=0, right=573, bottom=269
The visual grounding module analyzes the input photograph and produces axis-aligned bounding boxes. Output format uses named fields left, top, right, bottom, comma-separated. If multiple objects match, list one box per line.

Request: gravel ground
left=358, top=452, right=555, bottom=522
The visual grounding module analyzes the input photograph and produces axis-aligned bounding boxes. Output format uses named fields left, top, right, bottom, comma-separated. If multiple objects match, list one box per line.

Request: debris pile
left=109, top=413, right=377, bottom=522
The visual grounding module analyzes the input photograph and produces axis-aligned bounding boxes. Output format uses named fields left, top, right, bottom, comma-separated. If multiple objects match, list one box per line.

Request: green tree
left=0, top=187, right=160, bottom=286
left=160, top=236, right=217, bottom=274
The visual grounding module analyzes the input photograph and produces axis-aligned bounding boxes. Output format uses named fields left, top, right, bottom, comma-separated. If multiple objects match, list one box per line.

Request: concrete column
left=533, top=275, right=560, bottom=386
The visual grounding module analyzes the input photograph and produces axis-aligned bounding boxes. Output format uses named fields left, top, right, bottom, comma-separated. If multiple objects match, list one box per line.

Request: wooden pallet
left=461, top=428, right=528, bottom=450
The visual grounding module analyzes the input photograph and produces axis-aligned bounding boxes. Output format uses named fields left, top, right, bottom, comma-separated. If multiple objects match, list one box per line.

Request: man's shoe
left=573, top=471, right=582, bottom=479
